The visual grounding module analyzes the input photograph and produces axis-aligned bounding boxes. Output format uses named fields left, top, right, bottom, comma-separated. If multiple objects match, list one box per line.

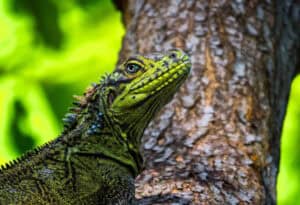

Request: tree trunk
left=114, top=0, right=300, bottom=204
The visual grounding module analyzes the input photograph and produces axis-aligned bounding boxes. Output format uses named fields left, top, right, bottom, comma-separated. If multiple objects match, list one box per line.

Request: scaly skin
left=0, top=49, right=191, bottom=205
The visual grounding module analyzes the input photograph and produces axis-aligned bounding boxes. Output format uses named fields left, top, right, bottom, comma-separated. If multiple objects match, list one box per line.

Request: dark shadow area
left=10, top=0, right=63, bottom=49
left=10, top=100, right=35, bottom=154
left=137, top=194, right=191, bottom=205
left=43, top=83, right=81, bottom=130
left=75, top=0, right=117, bottom=25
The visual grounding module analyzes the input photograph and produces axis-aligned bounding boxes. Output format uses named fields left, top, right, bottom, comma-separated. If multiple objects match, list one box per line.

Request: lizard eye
left=126, top=63, right=142, bottom=74
left=169, top=52, right=177, bottom=59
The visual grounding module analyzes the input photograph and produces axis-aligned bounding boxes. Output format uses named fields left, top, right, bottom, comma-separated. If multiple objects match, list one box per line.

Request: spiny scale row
left=62, top=113, right=77, bottom=130
left=62, top=81, right=101, bottom=133
left=0, top=142, right=52, bottom=172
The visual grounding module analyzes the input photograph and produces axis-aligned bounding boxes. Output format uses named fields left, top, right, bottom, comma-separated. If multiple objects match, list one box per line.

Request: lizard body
left=0, top=49, right=191, bottom=205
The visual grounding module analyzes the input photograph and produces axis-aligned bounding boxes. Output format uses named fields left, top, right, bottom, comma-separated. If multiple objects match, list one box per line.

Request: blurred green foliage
left=278, top=75, right=300, bottom=205
left=0, top=0, right=124, bottom=162
left=0, top=0, right=299, bottom=204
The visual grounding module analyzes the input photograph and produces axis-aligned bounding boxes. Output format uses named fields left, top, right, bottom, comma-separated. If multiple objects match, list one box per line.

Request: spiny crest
left=99, top=72, right=114, bottom=86
left=61, top=72, right=114, bottom=133
left=62, top=78, right=106, bottom=133
left=0, top=141, right=53, bottom=173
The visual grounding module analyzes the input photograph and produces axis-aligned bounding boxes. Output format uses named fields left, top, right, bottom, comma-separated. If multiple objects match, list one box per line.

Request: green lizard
left=0, top=49, right=191, bottom=205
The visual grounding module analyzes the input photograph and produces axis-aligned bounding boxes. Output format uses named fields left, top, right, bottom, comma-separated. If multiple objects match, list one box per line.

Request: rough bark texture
left=114, top=0, right=300, bottom=204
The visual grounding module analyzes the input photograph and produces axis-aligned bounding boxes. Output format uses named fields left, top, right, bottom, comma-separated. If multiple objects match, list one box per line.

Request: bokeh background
left=0, top=0, right=298, bottom=204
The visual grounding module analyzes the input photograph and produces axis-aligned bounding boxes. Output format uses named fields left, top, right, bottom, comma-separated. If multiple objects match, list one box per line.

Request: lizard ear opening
left=107, top=90, right=117, bottom=106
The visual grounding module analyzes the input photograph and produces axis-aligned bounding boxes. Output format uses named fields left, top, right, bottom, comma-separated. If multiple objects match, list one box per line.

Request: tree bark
left=114, top=0, right=300, bottom=204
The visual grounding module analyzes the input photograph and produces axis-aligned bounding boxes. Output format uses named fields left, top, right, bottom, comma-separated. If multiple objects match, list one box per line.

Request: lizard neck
left=60, top=93, right=143, bottom=175
left=107, top=95, right=162, bottom=173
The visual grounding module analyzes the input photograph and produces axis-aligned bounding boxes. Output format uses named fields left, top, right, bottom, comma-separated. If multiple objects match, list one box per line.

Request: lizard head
left=101, top=49, right=191, bottom=135
left=105, top=49, right=190, bottom=110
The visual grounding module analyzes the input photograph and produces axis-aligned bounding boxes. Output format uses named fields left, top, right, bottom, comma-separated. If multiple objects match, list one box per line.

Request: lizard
left=0, top=49, right=191, bottom=205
